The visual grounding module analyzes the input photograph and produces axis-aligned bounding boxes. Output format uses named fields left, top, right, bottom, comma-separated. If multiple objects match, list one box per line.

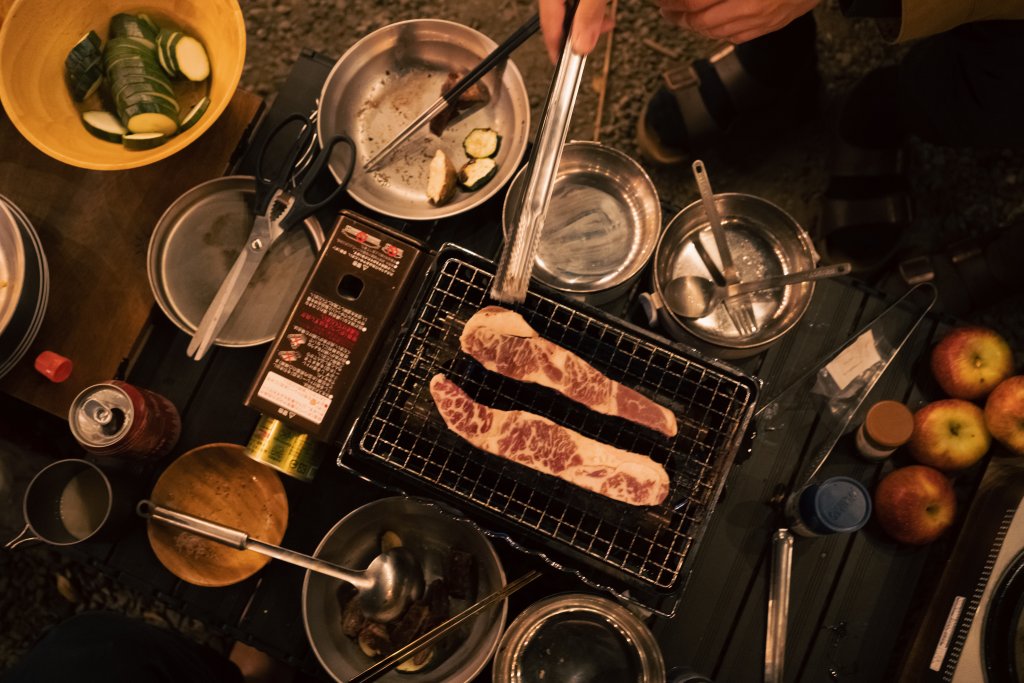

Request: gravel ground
left=2, top=0, right=1022, bottom=674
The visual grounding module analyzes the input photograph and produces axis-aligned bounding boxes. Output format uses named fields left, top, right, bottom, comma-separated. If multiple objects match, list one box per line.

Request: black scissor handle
left=279, top=134, right=355, bottom=230
left=254, top=113, right=315, bottom=216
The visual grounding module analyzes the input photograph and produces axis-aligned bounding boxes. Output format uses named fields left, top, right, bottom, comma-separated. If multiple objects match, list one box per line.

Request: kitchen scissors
left=186, top=113, right=355, bottom=360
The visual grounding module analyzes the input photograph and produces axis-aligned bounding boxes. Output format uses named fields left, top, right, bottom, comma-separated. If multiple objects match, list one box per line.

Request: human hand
left=538, top=0, right=613, bottom=63
left=657, top=0, right=820, bottom=43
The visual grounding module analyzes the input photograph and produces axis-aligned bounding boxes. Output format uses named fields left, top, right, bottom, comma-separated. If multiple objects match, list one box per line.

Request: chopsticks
left=349, top=570, right=541, bottom=683
left=362, top=13, right=541, bottom=172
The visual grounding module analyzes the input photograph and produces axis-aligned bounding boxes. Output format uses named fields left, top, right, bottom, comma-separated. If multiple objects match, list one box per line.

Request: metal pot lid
left=147, top=175, right=325, bottom=348
left=318, top=19, right=530, bottom=221
left=492, top=593, right=665, bottom=683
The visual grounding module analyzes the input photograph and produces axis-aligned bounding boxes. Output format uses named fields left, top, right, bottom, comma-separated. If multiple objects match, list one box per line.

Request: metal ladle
left=664, top=263, right=852, bottom=319
left=138, top=500, right=423, bottom=622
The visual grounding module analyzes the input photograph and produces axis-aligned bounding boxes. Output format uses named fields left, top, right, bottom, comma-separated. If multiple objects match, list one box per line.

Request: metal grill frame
left=341, top=245, right=757, bottom=615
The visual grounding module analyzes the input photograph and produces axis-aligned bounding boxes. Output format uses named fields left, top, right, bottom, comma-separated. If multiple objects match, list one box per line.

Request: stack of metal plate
left=0, top=195, right=48, bottom=380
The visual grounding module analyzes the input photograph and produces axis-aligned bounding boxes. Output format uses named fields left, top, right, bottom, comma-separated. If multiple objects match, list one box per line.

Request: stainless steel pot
left=641, top=193, right=817, bottom=359
left=302, top=497, right=507, bottom=683
left=492, top=593, right=665, bottom=683
left=501, top=141, right=660, bottom=306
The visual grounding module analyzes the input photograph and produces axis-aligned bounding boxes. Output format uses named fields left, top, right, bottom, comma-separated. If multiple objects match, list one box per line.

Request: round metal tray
left=318, top=19, right=530, bottom=221
left=0, top=199, right=25, bottom=337
left=147, top=176, right=324, bottom=348
left=0, top=195, right=49, bottom=380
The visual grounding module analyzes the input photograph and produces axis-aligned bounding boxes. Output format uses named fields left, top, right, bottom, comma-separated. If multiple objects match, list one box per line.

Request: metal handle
left=4, top=523, right=40, bottom=550
left=138, top=500, right=249, bottom=548
left=138, top=500, right=372, bottom=589
left=491, top=14, right=587, bottom=303
left=725, top=263, right=853, bottom=299
left=349, top=570, right=541, bottom=683
left=765, top=528, right=794, bottom=683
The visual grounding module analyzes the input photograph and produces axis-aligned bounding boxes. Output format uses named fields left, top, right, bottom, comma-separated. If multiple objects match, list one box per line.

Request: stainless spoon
left=137, top=500, right=423, bottom=622
left=664, top=262, right=852, bottom=319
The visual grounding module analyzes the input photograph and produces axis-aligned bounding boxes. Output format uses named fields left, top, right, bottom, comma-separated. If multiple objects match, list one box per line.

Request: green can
left=245, top=416, right=320, bottom=482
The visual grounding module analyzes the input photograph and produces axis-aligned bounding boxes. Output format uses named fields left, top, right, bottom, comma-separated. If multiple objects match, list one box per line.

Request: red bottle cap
left=34, top=351, right=72, bottom=383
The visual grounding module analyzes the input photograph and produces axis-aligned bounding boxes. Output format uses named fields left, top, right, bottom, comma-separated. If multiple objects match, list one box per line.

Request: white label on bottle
left=257, top=372, right=331, bottom=425
left=825, top=331, right=881, bottom=390
left=930, top=595, right=965, bottom=671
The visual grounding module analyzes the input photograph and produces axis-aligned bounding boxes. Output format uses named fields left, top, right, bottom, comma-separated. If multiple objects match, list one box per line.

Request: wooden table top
left=0, top=89, right=262, bottom=417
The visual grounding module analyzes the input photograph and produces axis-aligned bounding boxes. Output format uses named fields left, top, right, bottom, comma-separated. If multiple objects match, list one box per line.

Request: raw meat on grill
left=460, top=306, right=678, bottom=437
left=429, top=374, right=670, bottom=506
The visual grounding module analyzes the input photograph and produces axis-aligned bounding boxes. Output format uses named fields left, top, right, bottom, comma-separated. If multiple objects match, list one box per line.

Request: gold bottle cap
left=864, top=400, right=914, bottom=448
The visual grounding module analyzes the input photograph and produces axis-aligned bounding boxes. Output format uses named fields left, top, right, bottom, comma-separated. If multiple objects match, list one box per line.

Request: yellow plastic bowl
left=0, top=0, right=246, bottom=170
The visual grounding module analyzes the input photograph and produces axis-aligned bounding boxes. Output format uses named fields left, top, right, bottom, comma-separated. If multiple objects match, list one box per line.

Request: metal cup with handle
left=5, top=459, right=124, bottom=549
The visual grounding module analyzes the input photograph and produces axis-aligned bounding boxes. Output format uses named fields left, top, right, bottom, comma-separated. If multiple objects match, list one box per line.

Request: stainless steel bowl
left=318, top=19, right=530, bottom=221
left=492, top=593, right=665, bottom=683
left=303, top=497, right=507, bottom=683
left=643, top=193, right=817, bottom=359
left=502, top=141, right=660, bottom=305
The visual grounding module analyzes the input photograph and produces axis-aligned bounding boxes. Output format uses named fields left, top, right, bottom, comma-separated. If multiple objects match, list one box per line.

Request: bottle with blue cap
left=783, top=476, right=872, bottom=538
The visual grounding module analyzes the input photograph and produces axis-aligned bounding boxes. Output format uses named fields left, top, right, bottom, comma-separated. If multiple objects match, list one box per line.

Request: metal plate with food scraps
left=147, top=176, right=324, bottom=348
left=0, top=199, right=24, bottom=336
left=318, top=19, right=530, bottom=221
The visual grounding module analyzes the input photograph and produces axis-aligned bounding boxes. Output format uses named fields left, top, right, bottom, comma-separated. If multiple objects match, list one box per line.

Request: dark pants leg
left=1, top=611, right=244, bottom=683
left=899, top=21, right=1024, bottom=148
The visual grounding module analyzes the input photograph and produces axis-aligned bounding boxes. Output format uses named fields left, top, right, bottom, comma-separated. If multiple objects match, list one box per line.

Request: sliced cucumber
left=154, top=30, right=181, bottom=76
left=65, top=32, right=104, bottom=102
left=126, top=112, right=178, bottom=135
left=177, top=96, right=210, bottom=134
left=174, top=35, right=210, bottom=81
left=81, top=110, right=127, bottom=143
left=463, top=128, right=501, bottom=159
left=457, top=157, right=498, bottom=191
left=136, top=14, right=160, bottom=37
left=110, top=74, right=175, bottom=98
left=122, top=132, right=167, bottom=150
left=109, top=13, right=157, bottom=41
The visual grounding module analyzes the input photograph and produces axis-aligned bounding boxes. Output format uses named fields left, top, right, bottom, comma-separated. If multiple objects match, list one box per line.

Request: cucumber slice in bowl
left=81, top=110, right=127, bottom=143
left=64, top=31, right=103, bottom=102
left=177, top=96, right=210, bottom=134
left=174, top=35, right=210, bottom=82
left=110, top=13, right=157, bottom=41
left=123, top=132, right=167, bottom=150
left=126, top=111, right=178, bottom=136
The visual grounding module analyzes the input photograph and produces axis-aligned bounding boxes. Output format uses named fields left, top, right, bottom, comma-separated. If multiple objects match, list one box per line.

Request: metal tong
left=491, top=3, right=586, bottom=304
left=186, top=114, right=354, bottom=360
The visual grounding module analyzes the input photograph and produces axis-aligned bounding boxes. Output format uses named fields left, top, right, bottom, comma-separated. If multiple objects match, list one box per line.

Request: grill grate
left=354, top=252, right=755, bottom=592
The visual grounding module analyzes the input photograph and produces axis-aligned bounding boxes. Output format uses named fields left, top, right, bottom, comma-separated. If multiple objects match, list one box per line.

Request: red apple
left=908, top=399, right=991, bottom=471
left=985, top=376, right=1024, bottom=455
left=931, top=326, right=1013, bottom=400
left=874, top=465, right=956, bottom=545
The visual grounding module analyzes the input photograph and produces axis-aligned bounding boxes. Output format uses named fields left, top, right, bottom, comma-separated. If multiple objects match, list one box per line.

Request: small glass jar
left=784, top=476, right=872, bottom=538
left=855, top=400, right=914, bottom=461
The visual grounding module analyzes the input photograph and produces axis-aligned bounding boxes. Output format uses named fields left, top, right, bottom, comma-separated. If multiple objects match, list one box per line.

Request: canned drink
left=245, top=416, right=320, bottom=482
left=69, top=381, right=181, bottom=461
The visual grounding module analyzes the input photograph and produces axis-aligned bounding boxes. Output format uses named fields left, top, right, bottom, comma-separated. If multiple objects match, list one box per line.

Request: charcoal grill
left=340, top=244, right=757, bottom=616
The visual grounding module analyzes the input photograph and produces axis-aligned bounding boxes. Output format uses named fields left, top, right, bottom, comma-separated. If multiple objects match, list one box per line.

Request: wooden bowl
left=0, top=0, right=245, bottom=170
left=147, top=443, right=288, bottom=587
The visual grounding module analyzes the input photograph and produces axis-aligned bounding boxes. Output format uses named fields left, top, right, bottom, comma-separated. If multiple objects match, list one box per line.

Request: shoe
left=635, top=43, right=819, bottom=165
